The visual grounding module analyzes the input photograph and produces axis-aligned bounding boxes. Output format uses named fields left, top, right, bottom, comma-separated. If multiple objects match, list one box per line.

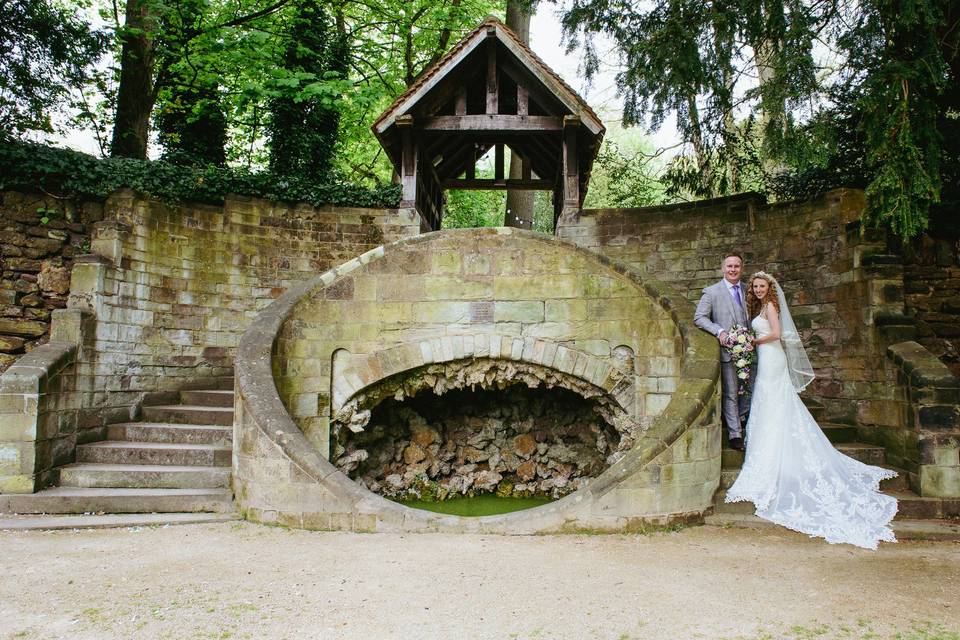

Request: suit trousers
left=720, top=359, right=752, bottom=439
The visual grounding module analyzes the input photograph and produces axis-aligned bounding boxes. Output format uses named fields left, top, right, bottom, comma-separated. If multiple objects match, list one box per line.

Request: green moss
left=395, top=494, right=553, bottom=516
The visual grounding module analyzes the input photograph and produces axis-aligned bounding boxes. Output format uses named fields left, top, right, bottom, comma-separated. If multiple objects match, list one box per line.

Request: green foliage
left=0, top=0, right=108, bottom=135
left=0, top=138, right=399, bottom=208
left=442, top=190, right=506, bottom=229
left=153, top=0, right=228, bottom=165
left=562, top=0, right=958, bottom=238
left=156, top=86, right=228, bottom=166
left=583, top=134, right=667, bottom=208
left=267, top=0, right=348, bottom=177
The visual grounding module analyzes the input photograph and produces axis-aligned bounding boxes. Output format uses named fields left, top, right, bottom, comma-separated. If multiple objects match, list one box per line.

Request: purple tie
left=733, top=284, right=743, bottom=309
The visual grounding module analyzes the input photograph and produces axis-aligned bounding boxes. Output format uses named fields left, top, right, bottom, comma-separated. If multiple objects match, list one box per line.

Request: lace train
left=725, top=317, right=898, bottom=550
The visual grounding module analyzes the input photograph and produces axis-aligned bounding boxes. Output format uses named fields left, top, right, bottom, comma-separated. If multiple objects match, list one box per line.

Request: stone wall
left=901, top=209, right=960, bottom=376
left=0, top=309, right=92, bottom=492
left=557, top=189, right=908, bottom=429
left=0, top=191, right=99, bottom=373
left=68, top=190, right=420, bottom=397
left=2, top=188, right=420, bottom=493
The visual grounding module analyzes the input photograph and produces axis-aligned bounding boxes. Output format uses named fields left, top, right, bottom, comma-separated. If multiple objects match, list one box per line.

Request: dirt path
left=1, top=522, right=958, bottom=640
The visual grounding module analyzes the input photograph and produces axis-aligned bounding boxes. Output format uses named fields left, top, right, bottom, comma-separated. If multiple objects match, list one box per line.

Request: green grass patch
left=395, top=494, right=552, bottom=516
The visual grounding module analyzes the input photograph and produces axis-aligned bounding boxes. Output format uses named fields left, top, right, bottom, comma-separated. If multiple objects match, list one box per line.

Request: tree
left=0, top=0, right=107, bottom=136
left=503, top=0, right=537, bottom=229
left=154, top=0, right=227, bottom=165
left=267, top=0, right=348, bottom=177
left=562, top=0, right=958, bottom=237
left=109, top=0, right=292, bottom=159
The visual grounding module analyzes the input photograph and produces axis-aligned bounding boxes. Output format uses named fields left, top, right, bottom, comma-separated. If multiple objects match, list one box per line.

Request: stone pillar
left=887, top=341, right=960, bottom=498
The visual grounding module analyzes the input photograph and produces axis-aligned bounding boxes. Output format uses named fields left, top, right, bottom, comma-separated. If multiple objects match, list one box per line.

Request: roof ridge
left=372, top=17, right=604, bottom=134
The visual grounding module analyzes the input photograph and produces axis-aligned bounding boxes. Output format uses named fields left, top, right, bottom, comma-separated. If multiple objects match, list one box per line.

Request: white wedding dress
left=725, top=314, right=899, bottom=549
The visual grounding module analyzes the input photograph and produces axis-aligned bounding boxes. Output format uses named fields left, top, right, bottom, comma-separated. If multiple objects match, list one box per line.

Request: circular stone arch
left=234, top=227, right=720, bottom=533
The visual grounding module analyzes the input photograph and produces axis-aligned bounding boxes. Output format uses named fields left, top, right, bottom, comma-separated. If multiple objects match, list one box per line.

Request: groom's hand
left=717, top=331, right=729, bottom=346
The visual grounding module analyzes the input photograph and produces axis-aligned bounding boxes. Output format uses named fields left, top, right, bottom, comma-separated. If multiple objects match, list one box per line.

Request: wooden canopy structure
left=373, top=17, right=605, bottom=231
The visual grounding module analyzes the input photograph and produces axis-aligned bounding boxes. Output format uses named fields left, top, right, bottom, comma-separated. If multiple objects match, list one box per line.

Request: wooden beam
left=517, top=85, right=528, bottom=116
left=443, top=178, right=554, bottom=190
left=486, top=41, right=498, bottom=114
left=498, top=59, right=567, bottom=117
left=397, top=115, right=417, bottom=206
left=496, top=34, right=605, bottom=135
left=562, top=115, right=580, bottom=208
left=494, top=144, right=504, bottom=182
left=466, top=145, right=476, bottom=179
left=435, top=142, right=491, bottom=180
left=455, top=85, right=466, bottom=116
left=420, top=115, right=563, bottom=132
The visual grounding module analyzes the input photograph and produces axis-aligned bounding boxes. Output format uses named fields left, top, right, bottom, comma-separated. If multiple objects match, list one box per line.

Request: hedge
left=0, top=138, right=401, bottom=209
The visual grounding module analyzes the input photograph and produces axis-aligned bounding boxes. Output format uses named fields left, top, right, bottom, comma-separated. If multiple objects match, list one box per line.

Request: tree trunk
left=503, top=0, right=536, bottom=229
left=686, top=96, right=715, bottom=197
left=110, top=0, right=156, bottom=159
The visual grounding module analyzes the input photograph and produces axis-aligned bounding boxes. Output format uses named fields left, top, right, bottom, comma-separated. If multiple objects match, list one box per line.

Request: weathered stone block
left=918, top=404, right=960, bottom=430
left=494, top=301, right=544, bottom=323
left=919, top=465, right=960, bottom=498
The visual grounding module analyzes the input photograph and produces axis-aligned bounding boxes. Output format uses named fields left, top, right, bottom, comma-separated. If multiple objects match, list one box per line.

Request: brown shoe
left=729, top=437, right=745, bottom=452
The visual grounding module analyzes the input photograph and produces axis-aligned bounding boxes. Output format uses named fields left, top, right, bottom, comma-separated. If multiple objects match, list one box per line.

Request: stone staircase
left=0, top=387, right=235, bottom=525
left=706, top=402, right=960, bottom=538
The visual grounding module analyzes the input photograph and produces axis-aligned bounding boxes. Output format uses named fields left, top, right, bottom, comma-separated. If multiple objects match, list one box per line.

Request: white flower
left=736, top=358, right=747, bottom=368
left=733, top=345, right=744, bottom=354
left=738, top=371, right=749, bottom=380
left=737, top=335, right=747, bottom=344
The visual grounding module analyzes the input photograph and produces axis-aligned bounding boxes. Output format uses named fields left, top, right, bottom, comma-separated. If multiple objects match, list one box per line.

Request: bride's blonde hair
left=747, top=271, right=781, bottom=319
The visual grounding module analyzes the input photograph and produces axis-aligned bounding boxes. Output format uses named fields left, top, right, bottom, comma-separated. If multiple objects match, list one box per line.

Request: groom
left=694, top=252, right=753, bottom=451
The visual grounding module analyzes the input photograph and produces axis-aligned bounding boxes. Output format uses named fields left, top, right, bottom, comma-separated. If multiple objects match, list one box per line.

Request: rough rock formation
left=333, top=379, right=625, bottom=501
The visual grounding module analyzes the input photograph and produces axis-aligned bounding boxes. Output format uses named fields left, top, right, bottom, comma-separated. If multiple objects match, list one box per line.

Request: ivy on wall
left=0, top=140, right=400, bottom=209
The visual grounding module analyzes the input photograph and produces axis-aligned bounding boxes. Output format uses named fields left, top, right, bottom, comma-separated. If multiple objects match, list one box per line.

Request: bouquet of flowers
left=724, top=324, right=756, bottom=395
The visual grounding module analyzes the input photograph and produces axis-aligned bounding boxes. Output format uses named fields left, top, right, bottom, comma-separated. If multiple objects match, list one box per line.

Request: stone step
left=802, top=399, right=826, bottom=422
left=58, top=463, right=231, bottom=489
left=721, top=448, right=744, bottom=469
left=719, top=465, right=907, bottom=492
left=885, top=491, right=960, bottom=520
left=141, top=405, right=233, bottom=426
left=720, top=468, right=739, bottom=490
left=712, top=490, right=756, bottom=515
left=0, top=487, right=233, bottom=515
left=180, top=389, right=235, bottom=408
left=703, top=513, right=960, bottom=542
left=722, top=442, right=885, bottom=470
left=714, top=484, right=951, bottom=520
left=0, top=512, right=239, bottom=531
left=107, top=422, right=232, bottom=445
left=819, top=424, right=857, bottom=444
left=836, top=443, right=886, bottom=466
left=76, top=441, right=232, bottom=467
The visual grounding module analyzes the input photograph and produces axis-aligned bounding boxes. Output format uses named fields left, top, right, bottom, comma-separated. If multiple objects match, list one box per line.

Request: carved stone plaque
left=469, top=301, right=494, bottom=323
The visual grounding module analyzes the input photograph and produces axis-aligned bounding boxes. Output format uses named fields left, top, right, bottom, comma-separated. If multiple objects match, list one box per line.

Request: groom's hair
left=722, top=251, right=743, bottom=265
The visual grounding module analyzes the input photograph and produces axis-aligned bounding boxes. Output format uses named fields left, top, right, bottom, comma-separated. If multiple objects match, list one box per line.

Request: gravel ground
left=1, top=522, right=958, bottom=640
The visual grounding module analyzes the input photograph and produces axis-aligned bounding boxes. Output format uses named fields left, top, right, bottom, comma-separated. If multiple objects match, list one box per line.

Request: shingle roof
left=372, top=16, right=604, bottom=135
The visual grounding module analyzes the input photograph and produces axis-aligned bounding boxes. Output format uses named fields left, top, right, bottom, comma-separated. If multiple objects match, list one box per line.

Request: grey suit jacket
left=694, top=280, right=749, bottom=362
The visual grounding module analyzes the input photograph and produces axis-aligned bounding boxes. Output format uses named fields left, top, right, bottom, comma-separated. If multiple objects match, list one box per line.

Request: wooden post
left=397, top=115, right=417, bottom=207
left=562, top=115, right=580, bottom=211
left=455, top=85, right=466, bottom=116
left=494, top=143, right=504, bottom=183
left=466, top=144, right=476, bottom=179
left=517, top=85, right=528, bottom=116
left=486, top=40, right=498, bottom=115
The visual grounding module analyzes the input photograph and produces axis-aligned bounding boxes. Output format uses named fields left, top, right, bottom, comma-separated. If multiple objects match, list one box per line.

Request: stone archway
left=330, top=346, right=642, bottom=504
left=234, top=227, right=720, bottom=533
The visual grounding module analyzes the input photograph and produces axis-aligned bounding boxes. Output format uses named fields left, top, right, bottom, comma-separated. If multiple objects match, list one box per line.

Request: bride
left=725, top=271, right=898, bottom=549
